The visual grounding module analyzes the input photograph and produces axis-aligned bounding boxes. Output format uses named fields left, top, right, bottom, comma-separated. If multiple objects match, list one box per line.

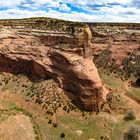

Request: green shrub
left=124, top=124, right=140, bottom=140
left=53, top=123, right=57, bottom=128
left=48, top=120, right=52, bottom=124
left=60, top=133, right=65, bottom=138
left=124, top=109, right=136, bottom=121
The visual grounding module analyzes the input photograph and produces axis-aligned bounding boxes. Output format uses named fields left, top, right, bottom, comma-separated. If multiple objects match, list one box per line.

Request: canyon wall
left=0, top=18, right=107, bottom=111
left=88, top=23, right=140, bottom=81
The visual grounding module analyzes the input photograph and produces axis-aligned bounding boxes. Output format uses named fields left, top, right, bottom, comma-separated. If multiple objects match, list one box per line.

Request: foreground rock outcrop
left=0, top=18, right=107, bottom=111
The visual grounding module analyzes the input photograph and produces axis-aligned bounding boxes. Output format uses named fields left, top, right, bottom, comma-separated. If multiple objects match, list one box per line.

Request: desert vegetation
left=0, top=72, right=139, bottom=140
left=0, top=17, right=86, bottom=36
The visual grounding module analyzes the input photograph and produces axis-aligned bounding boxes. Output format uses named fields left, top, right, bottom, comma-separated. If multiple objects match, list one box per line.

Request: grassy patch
left=126, top=88, right=140, bottom=104
left=99, top=70, right=124, bottom=89
left=35, top=114, right=110, bottom=140
left=35, top=113, right=140, bottom=140
left=0, top=100, right=41, bottom=140
left=0, top=72, right=140, bottom=140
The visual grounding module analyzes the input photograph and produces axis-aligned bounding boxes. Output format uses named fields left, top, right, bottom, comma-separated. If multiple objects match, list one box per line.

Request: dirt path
left=0, top=90, right=44, bottom=140
left=0, top=115, right=35, bottom=140
left=122, top=93, right=140, bottom=117
left=121, top=82, right=140, bottom=119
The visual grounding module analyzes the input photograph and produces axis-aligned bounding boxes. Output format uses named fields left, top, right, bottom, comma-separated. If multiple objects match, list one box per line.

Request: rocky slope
left=89, top=23, right=140, bottom=81
left=0, top=18, right=107, bottom=111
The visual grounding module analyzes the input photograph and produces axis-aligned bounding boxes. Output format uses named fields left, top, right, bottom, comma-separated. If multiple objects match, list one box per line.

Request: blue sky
left=0, top=0, right=139, bottom=22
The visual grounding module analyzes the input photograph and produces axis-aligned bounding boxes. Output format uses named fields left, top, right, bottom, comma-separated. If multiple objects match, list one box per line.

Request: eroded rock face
left=89, top=23, right=140, bottom=80
left=0, top=19, right=107, bottom=111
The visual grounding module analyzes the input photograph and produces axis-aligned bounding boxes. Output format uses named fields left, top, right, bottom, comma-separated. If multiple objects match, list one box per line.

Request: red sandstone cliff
left=0, top=19, right=107, bottom=111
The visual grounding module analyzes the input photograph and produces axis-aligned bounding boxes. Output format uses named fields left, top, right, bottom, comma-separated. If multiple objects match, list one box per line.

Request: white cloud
left=0, top=9, right=47, bottom=19
left=0, top=0, right=25, bottom=8
left=98, top=5, right=140, bottom=15
left=0, top=0, right=139, bottom=22
left=59, top=4, right=71, bottom=11
left=31, top=0, right=60, bottom=7
left=0, top=7, right=139, bottom=22
left=61, top=0, right=132, bottom=6
left=131, top=0, right=140, bottom=8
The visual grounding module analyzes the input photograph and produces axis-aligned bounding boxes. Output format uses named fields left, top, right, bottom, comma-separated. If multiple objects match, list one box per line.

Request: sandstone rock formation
left=89, top=23, right=140, bottom=80
left=0, top=18, right=107, bottom=111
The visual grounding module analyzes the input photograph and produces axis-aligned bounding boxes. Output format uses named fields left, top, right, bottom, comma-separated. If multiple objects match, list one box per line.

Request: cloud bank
left=0, top=0, right=139, bottom=22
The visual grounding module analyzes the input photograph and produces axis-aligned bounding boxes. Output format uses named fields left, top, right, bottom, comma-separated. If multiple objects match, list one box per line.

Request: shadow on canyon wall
left=0, top=53, right=102, bottom=112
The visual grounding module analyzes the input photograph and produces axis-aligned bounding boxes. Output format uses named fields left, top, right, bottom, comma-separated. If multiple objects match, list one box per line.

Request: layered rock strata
left=0, top=18, right=107, bottom=111
left=89, top=23, right=140, bottom=80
